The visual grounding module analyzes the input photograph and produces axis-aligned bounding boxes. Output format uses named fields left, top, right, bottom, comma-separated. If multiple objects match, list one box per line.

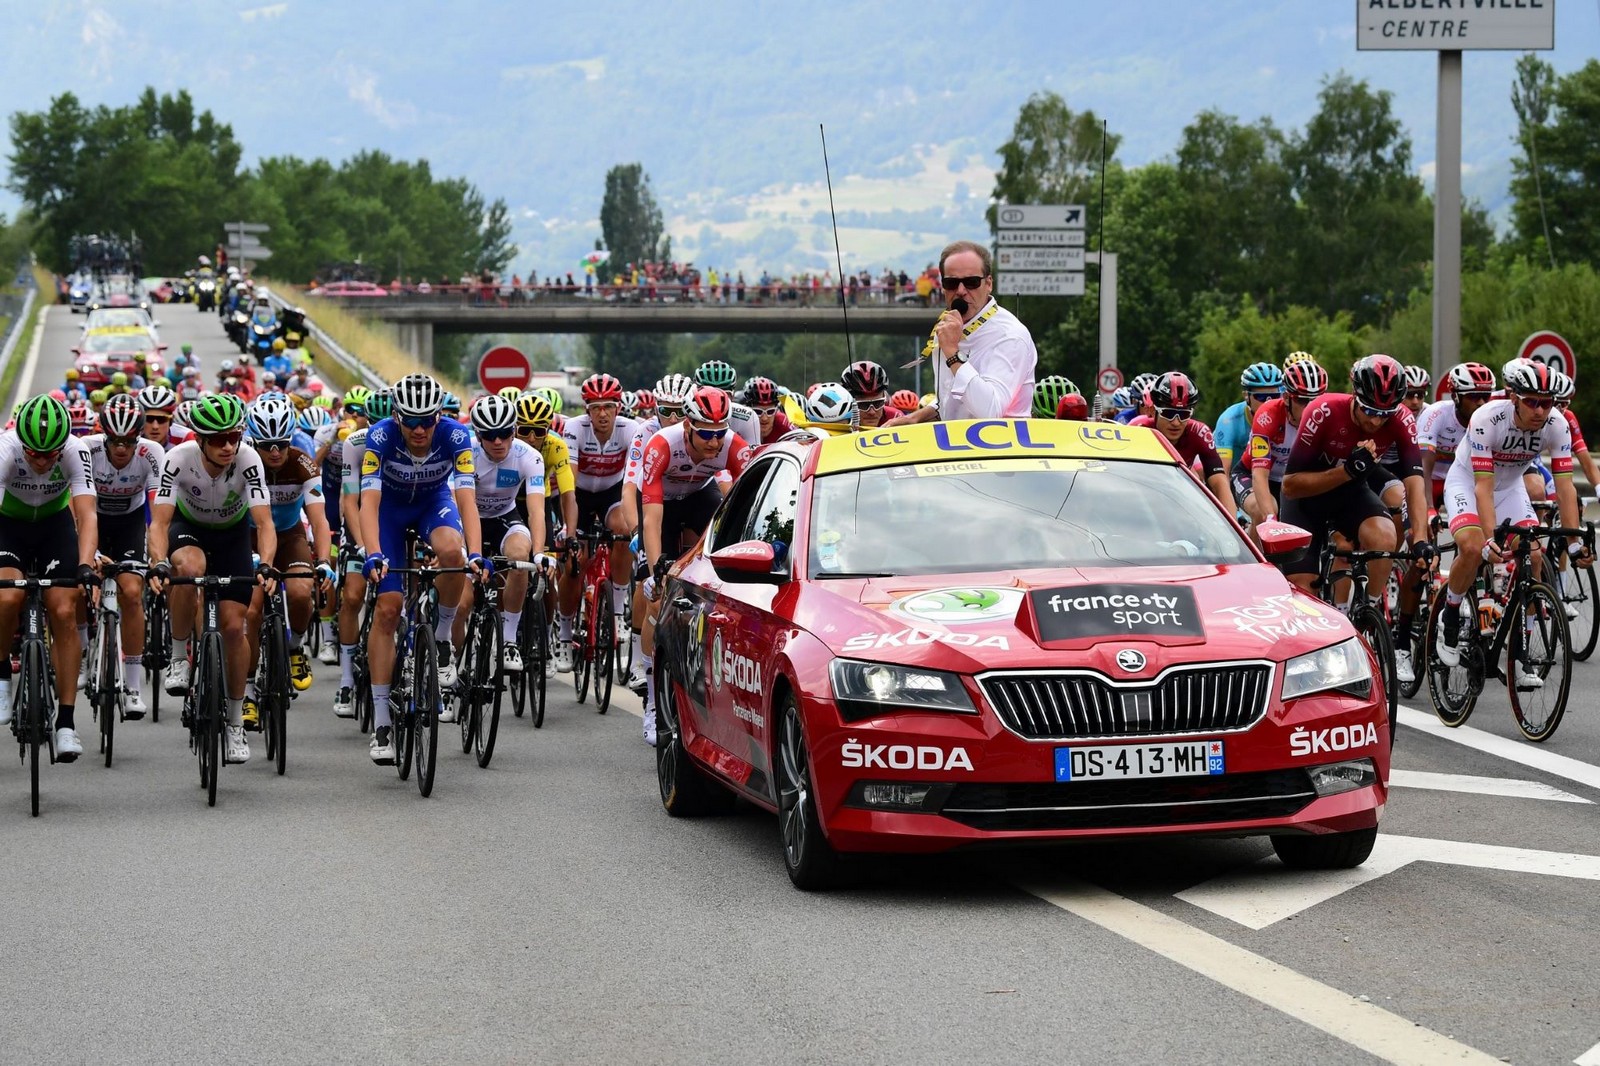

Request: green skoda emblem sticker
left=890, top=587, right=1024, bottom=626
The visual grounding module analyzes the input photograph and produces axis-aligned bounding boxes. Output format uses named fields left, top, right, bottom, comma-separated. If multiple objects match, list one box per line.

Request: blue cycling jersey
left=359, top=416, right=475, bottom=502
left=1214, top=400, right=1252, bottom=465
left=1113, top=407, right=1140, bottom=424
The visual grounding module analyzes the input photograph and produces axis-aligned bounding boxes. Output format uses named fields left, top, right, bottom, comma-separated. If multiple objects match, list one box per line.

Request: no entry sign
left=477, top=345, right=532, bottom=393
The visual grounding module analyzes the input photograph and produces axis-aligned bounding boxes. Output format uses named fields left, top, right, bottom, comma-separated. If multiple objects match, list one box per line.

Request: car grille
left=940, top=769, right=1315, bottom=832
left=980, top=663, right=1272, bottom=741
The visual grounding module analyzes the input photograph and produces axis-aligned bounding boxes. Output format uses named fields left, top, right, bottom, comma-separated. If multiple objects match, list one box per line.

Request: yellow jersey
left=540, top=433, right=575, bottom=496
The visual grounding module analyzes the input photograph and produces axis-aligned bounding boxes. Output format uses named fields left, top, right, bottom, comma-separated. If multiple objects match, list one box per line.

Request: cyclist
left=263, top=337, right=292, bottom=380
left=636, top=385, right=753, bottom=744
left=1129, top=372, right=1236, bottom=514
left=150, top=394, right=274, bottom=766
left=840, top=360, right=894, bottom=431
left=620, top=375, right=694, bottom=686
left=1115, top=373, right=1159, bottom=424
left=633, top=388, right=657, bottom=422
left=1552, top=374, right=1600, bottom=491
left=1243, top=360, right=1328, bottom=531
left=357, top=374, right=486, bottom=765
left=0, top=396, right=100, bottom=760
left=1106, top=385, right=1136, bottom=423
left=889, top=389, right=920, bottom=420
left=741, top=377, right=793, bottom=443
left=310, top=386, right=368, bottom=663
left=1280, top=354, right=1431, bottom=607
left=83, top=395, right=164, bottom=718
left=695, top=359, right=763, bottom=445
left=556, top=374, right=639, bottom=674
left=1032, top=375, right=1081, bottom=420
left=331, top=390, right=389, bottom=719
left=450, top=395, right=544, bottom=681
left=61, top=369, right=89, bottom=404
left=1436, top=362, right=1590, bottom=680
left=516, top=391, right=577, bottom=552
left=1215, top=363, right=1284, bottom=468
left=243, top=398, right=334, bottom=716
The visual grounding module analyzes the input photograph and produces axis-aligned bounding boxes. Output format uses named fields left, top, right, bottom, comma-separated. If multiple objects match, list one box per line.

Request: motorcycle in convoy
left=194, top=267, right=217, bottom=311
left=247, top=299, right=280, bottom=360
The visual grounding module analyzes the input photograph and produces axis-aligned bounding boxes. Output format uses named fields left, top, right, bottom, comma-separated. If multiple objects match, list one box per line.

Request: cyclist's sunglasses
left=1249, top=391, right=1281, bottom=403
left=657, top=405, right=687, bottom=420
left=144, top=413, right=172, bottom=424
left=478, top=428, right=515, bottom=442
left=257, top=439, right=291, bottom=452
left=941, top=275, right=988, bottom=291
left=399, top=414, right=438, bottom=430
left=752, top=406, right=779, bottom=416
left=857, top=398, right=886, bottom=411
left=23, top=446, right=62, bottom=461
left=1356, top=402, right=1399, bottom=418
left=199, top=430, right=245, bottom=447
left=692, top=427, right=728, bottom=441
left=105, top=435, right=139, bottom=449
left=517, top=426, right=548, bottom=439
left=1518, top=395, right=1554, bottom=411
left=1405, top=389, right=1430, bottom=400
left=1157, top=407, right=1192, bottom=422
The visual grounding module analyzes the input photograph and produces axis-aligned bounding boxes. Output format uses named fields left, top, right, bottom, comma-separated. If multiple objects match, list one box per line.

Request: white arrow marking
left=1389, top=768, right=1591, bottom=803
left=1575, top=1038, right=1600, bottom=1065
left=1178, top=835, right=1600, bottom=930
left=1399, top=706, right=1600, bottom=793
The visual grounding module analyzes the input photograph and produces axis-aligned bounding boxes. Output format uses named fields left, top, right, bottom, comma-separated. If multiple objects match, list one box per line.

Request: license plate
left=1054, top=740, right=1225, bottom=782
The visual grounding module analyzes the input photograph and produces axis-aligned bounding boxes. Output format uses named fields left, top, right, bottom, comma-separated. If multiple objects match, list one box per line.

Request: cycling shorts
left=659, top=483, right=723, bottom=561
left=481, top=513, right=531, bottom=556
left=576, top=483, right=624, bottom=536
left=1279, top=479, right=1393, bottom=577
left=99, top=510, right=148, bottom=565
left=170, top=517, right=255, bottom=605
left=375, top=487, right=463, bottom=595
left=1233, top=472, right=1281, bottom=507
left=1443, top=466, right=1536, bottom=535
left=0, top=508, right=78, bottom=581
left=1367, top=463, right=1404, bottom=504
left=271, top=522, right=313, bottom=568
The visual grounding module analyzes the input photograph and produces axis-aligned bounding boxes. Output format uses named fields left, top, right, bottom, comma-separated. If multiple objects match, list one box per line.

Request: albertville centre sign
left=1357, top=0, right=1555, bottom=50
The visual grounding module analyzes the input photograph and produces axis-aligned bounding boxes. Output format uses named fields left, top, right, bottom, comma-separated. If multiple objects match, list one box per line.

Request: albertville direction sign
left=1357, top=0, right=1554, bottom=51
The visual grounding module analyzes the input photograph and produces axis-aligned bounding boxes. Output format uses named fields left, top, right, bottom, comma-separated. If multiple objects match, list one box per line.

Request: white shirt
left=934, top=299, right=1037, bottom=420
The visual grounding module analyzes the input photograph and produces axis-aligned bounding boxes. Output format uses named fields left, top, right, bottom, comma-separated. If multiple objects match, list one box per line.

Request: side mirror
left=69, top=348, right=81, bottom=357
left=1258, top=520, right=1313, bottom=566
left=708, top=539, right=786, bottom=583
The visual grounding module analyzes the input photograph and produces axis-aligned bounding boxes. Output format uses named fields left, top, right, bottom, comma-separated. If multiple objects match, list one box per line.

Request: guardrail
left=0, top=263, right=40, bottom=409
left=262, top=289, right=387, bottom=392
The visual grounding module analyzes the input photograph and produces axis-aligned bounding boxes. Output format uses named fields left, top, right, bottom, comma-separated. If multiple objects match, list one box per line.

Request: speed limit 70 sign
left=1517, top=330, right=1576, bottom=384
left=1096, top=366, right=1124, bottom=394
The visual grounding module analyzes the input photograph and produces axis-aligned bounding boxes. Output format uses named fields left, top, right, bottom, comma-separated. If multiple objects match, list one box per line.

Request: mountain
left=1, top=0, right=1594, bottom=277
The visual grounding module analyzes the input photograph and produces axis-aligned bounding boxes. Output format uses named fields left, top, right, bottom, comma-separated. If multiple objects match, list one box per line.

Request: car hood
left=799, top=565, right=1355, bottom=674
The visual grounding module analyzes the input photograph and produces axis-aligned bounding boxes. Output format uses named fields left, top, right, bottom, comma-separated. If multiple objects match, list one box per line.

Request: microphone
left=904, top=296, right=972, bottom=368
left=949, top=297, right=969, bottom=316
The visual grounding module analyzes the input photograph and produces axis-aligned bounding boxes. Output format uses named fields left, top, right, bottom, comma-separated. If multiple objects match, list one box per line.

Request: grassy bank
left=274, top=283, right=467, bottom=393
left=0, top=264, right=57, bottom=407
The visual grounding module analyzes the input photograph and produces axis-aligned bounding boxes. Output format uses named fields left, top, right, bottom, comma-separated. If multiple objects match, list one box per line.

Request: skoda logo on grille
left=1115, top=649, right=1146, bottom=673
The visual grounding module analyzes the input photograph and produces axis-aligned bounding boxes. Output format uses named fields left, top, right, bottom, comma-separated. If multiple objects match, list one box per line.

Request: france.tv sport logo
left=1030, top=584, right=1204, bottom=640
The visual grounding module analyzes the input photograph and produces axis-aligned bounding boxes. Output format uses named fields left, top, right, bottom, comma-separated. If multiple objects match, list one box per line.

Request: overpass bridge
left=329, top=296, right=936, bottom=362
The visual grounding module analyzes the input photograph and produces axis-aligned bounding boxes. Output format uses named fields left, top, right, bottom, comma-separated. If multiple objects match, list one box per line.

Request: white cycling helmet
left=654, top=373, right=695, bottom=407
left=392, top=373, right=445, bottom=418
left=471, top=394, right=518, bottom=433
left=247, top=399, right=298, bottom=442
left=804, top=382, right=857, bottom=426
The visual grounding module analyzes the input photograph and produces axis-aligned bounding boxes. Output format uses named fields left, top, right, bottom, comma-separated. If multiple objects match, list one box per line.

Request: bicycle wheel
left=530, top=598, right=549, bottom=729
left=457, top=614, right=477, bottom=755
left=144, top=594, right=167, bottom=724
left=1508, top=581, right=1572, bottom=743
left=354, top=663, right=373, bottom=735
left=413, top=625, right=440, bottom=797
left=1426, top=583, right=1482, bottom=727
left=200, top=633, right=225, bottom=807
left=23, top=641, right=48, bottom=817
left=97, top=616, right=118, bottom=768
left=474, top=621, right=503, bottom=768
left=1400, top=592, right=1429, bottom=700
left=1556, top=561, right=1599, bottom=661
left=1350, top=603, right=1396, bottom=745
left=595, top=591, right=614, bottom=714
left=265, top=619, right=289, bottom=776
left=573, top=593, right=591, bottom=704
left=619, top=583, right=635, bottom=684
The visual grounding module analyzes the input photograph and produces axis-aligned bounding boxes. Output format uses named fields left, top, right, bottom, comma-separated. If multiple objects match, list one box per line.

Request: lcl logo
left=999, top=208, right=1025, bottom=225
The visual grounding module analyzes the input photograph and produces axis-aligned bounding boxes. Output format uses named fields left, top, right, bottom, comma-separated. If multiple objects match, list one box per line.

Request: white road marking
left=1389, top=768, right=1591, bottom=803
left=1575, top=1038, right=1600, bottom=1066
left=1022, top=879, right=1502, bottom=1065
left=17, top=303, right=49, bottom=398
left=1399, top=706, right=1600, bottom=793
left=1178, top=835, right=1600, bottom=930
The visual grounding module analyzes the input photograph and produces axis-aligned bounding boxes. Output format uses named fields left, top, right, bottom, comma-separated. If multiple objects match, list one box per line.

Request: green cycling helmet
left=1032, top=375, right=1080, bottom=418
left=366, top=390, right=394, bottom=421
left=181, top=344, right=193, bottom=355
left=537, top=386, right=564, bottom=414
left=344, top=386, right=372, bottom=414
left=15, top=395, right=72, bottom=453
left=695, top=359, right=737, bottom=389
left=188, top=393, right=247, bottom=435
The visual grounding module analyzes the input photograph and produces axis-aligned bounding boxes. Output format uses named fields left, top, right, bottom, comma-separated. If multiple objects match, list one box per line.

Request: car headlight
left=1281, top=638, right=1372, bottom=701
left=828, top=658, right=976, bottom=721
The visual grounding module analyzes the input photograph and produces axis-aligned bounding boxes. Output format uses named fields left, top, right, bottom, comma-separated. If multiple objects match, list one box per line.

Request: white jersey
left=562, top=413, right=640, bottom=492
left=154, top=439, right=270, bottom=528
left=624, top=415, right=663, bottom=490
left=638, top=422, right=752, bottom=503
left=1449, top=398, right=1573, bottom=490
left=313, top=420, right=343, bottom=469
left=0, top=432, right=95, bottom=521
left=85, top=434, right=165, bottom=516
left=471, top=438, right=545, bottom=518
left=729, top=402, right=761, bottom=452
left=1416, top=400, right=1470, bottom=479
left=341, top=426, right=368, bottom=498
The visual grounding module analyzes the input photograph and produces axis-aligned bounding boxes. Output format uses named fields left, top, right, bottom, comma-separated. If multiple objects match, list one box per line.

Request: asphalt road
left=1, top=301, right=1598, bottom=1064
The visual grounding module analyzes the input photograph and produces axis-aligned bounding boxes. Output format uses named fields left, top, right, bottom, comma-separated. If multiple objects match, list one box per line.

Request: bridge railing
left=308, top=282, right=941, bottom=310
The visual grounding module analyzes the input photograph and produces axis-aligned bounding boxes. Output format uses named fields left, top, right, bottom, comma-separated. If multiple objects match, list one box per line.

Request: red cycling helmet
left=1149, top=371, right=1199, bottom=411
left=890, top=388, right=919, bottom=414
left=743, top=377, right=780, bottom=408
left=1350, top=354, right=1406, bottom=413
left=840, top=360, right=888, bottom=398
left=1055, top=394, right=1090, bottom=421
left=686, top=385, right=733, bottom=425
left=1284, top=360, right=1328, bottom=399
left=581, top=373, right=623, bottom=405
left=1446, top=362, right=1496, bottom=397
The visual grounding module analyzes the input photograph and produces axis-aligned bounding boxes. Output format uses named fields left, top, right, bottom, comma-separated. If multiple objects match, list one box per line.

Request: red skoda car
left=652, top=419, right=1391, bottom=889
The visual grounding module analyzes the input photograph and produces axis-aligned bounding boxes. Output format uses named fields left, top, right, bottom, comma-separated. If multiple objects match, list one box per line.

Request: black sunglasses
left=1157, top=407, right=1192, bottom=421
left=941, top=275, right=988, bottom=291
left=479, top=428, right=515, bottom=442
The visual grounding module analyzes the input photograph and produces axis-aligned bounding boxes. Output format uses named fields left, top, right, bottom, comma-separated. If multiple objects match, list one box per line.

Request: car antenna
left=819, top=124, right=853, bottom=362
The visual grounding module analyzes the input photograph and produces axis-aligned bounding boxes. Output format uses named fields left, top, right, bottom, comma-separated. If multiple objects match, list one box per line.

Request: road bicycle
left=166, top=573, right=257, bottom=808
left=1, top=575, right=86, bottom=816
left=450, top=567, right=506, bottom=768
left=84, top=561, right=146, bottom=768
left=385, top=543, right=473, bottom=798
left=568, top=516, right=616, bottom=713
left=250, top=568, right=318, bottom=777
left=142, top=581, right=170, bottom=724
left=1312, top=535, right=1408, bottom=745
left=506, top=555, right=552, bottom=727
left=1427, top=519, right=1593, bottom=741
left=1534, top=498, right=1600, bottom=661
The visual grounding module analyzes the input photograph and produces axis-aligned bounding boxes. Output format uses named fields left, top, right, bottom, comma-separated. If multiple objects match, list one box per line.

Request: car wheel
left=1270, top=826, right=1378, bottom=870
left=776, top=691, right=849, bottom=891
left=655, top=658, right=733, bottom=818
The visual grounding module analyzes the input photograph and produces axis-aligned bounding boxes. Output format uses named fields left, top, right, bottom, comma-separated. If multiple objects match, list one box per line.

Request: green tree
left=599, top=163, right=666, bottom=273
left=1190, top=300, right=1373, bottom=424
left=988, top=91, right=1119, bottom=233
left=1509, top=58, right=1600, bottom=267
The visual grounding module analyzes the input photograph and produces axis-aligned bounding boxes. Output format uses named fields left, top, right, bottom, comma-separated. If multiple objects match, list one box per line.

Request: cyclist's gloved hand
left=315, top=560, right=337, bottom=584
left=1411, top=540, right=1435, bottom=563
left=363, top=552, right=387, bottom=580
left=151, top=560, right=172, bottom=581
left=469, top=552, right=492, bottom=578
left=255, top=559, right=276, bottom=583
left=1343, top=447, right=1374, bottom=478
left=633, top=558, right=651, bottom=583
left=78, top=562, right=98, bottom=586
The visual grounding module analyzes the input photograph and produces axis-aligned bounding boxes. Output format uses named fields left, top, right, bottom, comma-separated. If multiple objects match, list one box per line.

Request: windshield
left=82, top=332, right=152, bottom=353
left=808, top=458, right=1255, bottom=577
left=85, top=310, right=151, bottom=330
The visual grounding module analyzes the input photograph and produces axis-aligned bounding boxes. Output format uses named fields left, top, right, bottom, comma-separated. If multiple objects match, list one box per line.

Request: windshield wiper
left=815, top=571, right=894, bottom=579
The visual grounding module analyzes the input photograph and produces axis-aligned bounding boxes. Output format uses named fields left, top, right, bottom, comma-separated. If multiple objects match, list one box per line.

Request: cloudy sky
left=2, top=0, right=1595, bottom=276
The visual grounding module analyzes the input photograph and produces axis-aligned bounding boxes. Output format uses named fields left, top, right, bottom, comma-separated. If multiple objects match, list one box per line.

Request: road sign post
left=224, top=221, right=272, bottom=271
left=477, top=345, right=533, bottom=393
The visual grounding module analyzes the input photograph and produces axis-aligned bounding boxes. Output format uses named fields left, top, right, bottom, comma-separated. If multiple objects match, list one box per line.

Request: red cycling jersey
left=1129, top=416, right=1225, bottom=478
left=1562, top=407, right=1587, bottom=452
left=640, top=422, right=753, bottom=504
left=1285, top=394, right=1421, bottom=479
left=1247, top=397, right=1299, bottom=480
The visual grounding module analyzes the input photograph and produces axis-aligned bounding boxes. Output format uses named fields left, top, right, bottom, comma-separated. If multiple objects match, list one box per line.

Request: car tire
left=655, top=658, right=734, bottom=818
left=1269, top=826, right=1378, bottom=870
left=776, top=691, right=850, bottom=891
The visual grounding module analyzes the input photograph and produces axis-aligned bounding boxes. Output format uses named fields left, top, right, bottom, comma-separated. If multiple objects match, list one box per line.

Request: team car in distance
left=72, top=326, right=166, bottom=387
left=651, top=418, right=1391, bottom=889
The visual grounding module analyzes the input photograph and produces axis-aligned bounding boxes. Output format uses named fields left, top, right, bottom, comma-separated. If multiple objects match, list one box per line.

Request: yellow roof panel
left=813, top=418, right=1178, bottom=474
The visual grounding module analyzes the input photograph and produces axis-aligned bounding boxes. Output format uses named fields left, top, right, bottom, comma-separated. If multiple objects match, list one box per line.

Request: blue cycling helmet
left=1240, top=362, right=1284, bottom=392
left=1110, top=385, right=1135, bottom=411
